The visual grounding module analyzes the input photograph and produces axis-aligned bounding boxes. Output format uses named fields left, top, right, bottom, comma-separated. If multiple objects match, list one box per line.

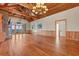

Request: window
left=12, top=25, right=15, bottom=29
left=37, top=23, right=42, bottom=29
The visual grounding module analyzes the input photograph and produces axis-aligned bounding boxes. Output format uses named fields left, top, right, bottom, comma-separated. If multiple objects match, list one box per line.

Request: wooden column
left=0, top=14, right=5, bottom=42
left=0, top=14, right=2, bottom=32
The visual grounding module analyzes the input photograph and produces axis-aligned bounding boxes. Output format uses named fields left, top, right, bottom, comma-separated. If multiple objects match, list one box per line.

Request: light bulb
left=32, top=10, right=35, bottom=12
left=43, top=11, right=46, bottom=13
left=35, top=12, right=38, bottom=14
left=33, top=6, right=36, bottom=9
left=45, top=8, right=48, bottom=11
left=42, top=6, right=46, bottom=8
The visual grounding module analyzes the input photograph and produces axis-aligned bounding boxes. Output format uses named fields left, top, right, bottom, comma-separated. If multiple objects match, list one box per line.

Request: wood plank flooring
left=0, top=34, right=79, bottom=56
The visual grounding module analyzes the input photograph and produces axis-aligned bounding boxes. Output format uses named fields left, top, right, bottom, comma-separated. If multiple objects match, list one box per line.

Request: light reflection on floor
left=9, top=34, right=26, bottom=55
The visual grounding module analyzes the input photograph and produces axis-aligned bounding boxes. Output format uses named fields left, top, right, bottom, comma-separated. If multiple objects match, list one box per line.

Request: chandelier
left=32, top=3, right=48, bottom=14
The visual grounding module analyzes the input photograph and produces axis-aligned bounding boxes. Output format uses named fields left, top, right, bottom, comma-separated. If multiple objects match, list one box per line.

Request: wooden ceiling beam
left=19, top=3, right=34, bottom=10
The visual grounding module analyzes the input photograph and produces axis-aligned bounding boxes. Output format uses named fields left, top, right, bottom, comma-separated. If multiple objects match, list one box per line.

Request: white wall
left=31, top=6, right=79, bottom=32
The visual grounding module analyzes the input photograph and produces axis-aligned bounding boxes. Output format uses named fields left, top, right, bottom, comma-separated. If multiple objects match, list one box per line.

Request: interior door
left=56, top=20, right=66, bottom=40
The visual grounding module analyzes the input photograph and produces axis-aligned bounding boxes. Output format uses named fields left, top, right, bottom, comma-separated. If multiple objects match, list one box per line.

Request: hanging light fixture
left=32, top=3, right=48, bottom=15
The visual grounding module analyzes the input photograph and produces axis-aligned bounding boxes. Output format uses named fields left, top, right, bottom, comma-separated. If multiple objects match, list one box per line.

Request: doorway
left=55, top=19, right=67, bottom=40
left=8, top=19, right=27, bottom=39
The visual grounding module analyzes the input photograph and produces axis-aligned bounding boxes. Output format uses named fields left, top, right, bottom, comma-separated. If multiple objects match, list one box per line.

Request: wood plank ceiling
left=0, top=3, right=79, bottom=22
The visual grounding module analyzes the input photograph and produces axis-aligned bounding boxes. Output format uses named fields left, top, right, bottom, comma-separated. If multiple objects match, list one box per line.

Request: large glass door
left=10, top=23, right=23, bottom=34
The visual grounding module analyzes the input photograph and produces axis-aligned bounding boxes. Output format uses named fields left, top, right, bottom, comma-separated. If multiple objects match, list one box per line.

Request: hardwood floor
left=0, top=33, right=79, bottom=56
